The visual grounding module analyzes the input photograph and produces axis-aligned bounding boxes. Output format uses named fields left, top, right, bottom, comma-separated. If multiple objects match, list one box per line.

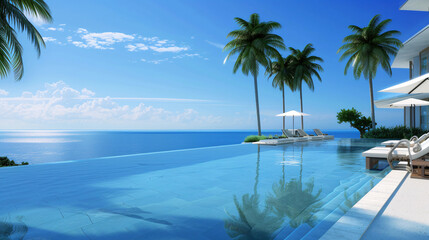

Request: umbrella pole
left=293, top=116, right=294, bottom=134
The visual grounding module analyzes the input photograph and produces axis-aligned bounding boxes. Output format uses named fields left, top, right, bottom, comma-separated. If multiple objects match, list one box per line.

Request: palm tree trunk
left=369, top=76, right=376, bottom=129
left=300, top=84, right=304, bottom=130
left=282, top=88, right=285, bottom=132
left=253, top=74, right=262, bottom=136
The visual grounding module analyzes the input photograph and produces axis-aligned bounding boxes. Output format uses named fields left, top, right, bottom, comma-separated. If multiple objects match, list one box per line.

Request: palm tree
left=0, top=0, right=52, bottom=80
left=224, top=13, right=285, bottom=136
left=288, top=44, right=323, bottom=130
left=266, top=56, right=296, bottom=132
left=338, top=15, right=402, bottom=129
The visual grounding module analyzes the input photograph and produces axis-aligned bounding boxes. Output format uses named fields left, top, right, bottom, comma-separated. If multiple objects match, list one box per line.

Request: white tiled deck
left=363, top=176, right=429, bottom=239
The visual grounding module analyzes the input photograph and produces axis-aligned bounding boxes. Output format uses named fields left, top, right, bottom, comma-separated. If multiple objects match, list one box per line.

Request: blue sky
left=0, top=0, right=428, bottom=130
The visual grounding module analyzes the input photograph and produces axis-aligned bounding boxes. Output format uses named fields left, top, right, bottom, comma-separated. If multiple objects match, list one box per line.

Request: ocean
left=0, top=130, right=359, bottom=164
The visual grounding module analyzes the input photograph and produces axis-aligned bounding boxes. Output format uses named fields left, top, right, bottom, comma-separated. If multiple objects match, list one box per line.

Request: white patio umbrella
left=389, top=98, right=429, bottom=108
left=379, top=73, right=429, bottom=94
left=276, top=110, right=310, bottom=132
left=389, top=98, right=429, bottom=127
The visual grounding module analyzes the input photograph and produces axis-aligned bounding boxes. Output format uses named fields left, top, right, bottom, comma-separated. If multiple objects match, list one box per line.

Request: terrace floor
left=363, top=174, right=429, bottom=239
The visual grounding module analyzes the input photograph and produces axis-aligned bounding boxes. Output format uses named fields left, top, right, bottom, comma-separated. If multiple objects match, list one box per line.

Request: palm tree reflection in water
left=224, top=145, right=283, bottom=239
left=224, top=144, right=322, bottom=239
left=0, top=217, right=28, bottom=240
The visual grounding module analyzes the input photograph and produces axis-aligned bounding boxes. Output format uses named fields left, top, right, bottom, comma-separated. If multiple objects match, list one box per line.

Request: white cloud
left=149, top=46, right=189, bottom=53
left=141, top=58, right=169, bottom=64
left=47, top=27, right=64, bottom=31
left=206, top=40, right=225, bottom=49
left=73, top=30, right=135, bottom=50
left=43, top=37, right=57, bottom=43
left=72, top=41, right=87, bottom=48
left=127, top=36, right=189, bottom=53
left=0, top=89, right=9, bottom=96
left=77, top=28, right=88, bottom=34
left=0, top=81, right=216, bottom=124
left=141, top=53, right=202, bottom=64
left=172, top=53, right=200, bottom=59
left=140, top=37, right=159, bottom=42
left=81, top=88, right=95, bottom=98
left=126, top=43, right=149, bottom=52
left=59, top=24, right=66, bottom=27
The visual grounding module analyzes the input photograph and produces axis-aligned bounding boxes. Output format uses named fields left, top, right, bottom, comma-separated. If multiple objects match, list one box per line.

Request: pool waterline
left=0, top=138, right=386, bottom=239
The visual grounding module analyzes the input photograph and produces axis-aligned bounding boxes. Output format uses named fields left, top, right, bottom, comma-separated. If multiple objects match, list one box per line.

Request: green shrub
left=0, top=157, right=29, bottom=167
left=363, top=126, right=426, bottom=139
left=337, top=108, right=373, bottom=137
left=244, top=135, right=267, bottom=142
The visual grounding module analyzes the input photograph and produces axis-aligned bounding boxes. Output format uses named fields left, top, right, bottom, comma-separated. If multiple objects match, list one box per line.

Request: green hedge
left=244, top=135, right=267, bottom=142
left=244, top=134, right=288, bottom=142
left=0, top=156, right=29, bottom=167
left=363, top=126, right=426, bottom=139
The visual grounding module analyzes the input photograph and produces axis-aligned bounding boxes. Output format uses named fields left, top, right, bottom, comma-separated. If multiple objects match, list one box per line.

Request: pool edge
left=320, top=168, right=408, bottom=240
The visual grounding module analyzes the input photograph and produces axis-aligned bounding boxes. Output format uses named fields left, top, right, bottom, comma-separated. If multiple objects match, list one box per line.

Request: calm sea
left=0, top=130, right=359, bottom=164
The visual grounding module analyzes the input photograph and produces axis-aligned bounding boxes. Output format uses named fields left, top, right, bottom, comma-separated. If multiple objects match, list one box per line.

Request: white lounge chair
left=296, top=129, right=323, bottom=140
left=362, top=138, right=429, bottom=170
left=313, top=129, right=335, bottom=139
left=282, top=129, right=308, bottom=142
left=380, top=133, right=429, bottom=148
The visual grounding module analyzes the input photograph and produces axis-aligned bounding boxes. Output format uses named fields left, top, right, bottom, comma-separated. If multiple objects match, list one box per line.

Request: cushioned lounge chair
left=282, top=129, right=308, bottom=142
left=313, top=129, right=335, bottom=139
left=362, top=139, right=429, bottom=170
left=381, top=133, right=429, bottom=148
left=296, top=129, right=323, bottom=140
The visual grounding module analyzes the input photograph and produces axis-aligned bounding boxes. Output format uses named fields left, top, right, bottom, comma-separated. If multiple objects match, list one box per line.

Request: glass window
left=421, top=49, right=429, bottom=76
left=421, top=106, right=429, bottom=130
left=421, top=57, right=428, bottom=75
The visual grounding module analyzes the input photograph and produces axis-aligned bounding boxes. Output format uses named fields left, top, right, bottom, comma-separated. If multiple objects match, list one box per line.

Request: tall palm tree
left=288, top=44, right=323, bottom=130
left=224, top=13, right=285, bottom=136
left=266, top=56, right=296, bottom=132
left=0, top=0, right=52, bottom=80
left=338, top=15, right=402, bottom=129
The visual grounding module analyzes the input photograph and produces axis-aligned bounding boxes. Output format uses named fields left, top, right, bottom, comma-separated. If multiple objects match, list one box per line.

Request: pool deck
left=321, top=167, right=429, bottom=239
left=363, top=175, right=429, bottom=239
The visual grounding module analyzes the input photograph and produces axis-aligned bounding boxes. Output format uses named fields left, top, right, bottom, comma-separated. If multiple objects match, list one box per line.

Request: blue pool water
left=0, top=138, right=386, bottom=239
left=0, top=130, right=359, bottom=164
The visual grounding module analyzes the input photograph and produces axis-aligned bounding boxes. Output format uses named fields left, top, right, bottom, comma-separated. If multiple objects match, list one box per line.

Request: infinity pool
left=0, top=138, right=387, bottom=239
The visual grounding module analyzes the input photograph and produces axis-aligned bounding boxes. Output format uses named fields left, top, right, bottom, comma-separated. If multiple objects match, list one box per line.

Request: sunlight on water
left=0, top=130, right=77, bottom=137
left=0, top=138, right=79, bottom=143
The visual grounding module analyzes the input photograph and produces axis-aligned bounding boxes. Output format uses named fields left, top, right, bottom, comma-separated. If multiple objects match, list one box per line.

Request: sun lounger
left=313, top=129, right=335, bottom=139
left=282, top=129, right=308, bottom=142
left=296, top=129, right=323, bottom=140
left=362, top=139, right=429, bottom=170
left=381, top=133, right=429, bottom=148
left=282, top=129, right=297, bottom=138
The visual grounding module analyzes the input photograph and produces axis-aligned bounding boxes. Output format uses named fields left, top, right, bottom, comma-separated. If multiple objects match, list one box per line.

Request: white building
left=375, top=0, right=429, bottom=128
